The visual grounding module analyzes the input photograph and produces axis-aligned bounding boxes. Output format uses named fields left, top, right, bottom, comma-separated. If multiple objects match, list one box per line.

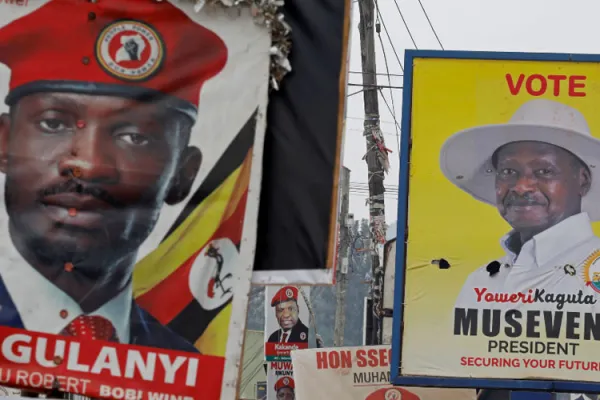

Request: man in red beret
left=267, top=286, right=309, bottom=344
left=273, top=377, right=295, bottom=400
left=0, top=0, right=227, bottom=351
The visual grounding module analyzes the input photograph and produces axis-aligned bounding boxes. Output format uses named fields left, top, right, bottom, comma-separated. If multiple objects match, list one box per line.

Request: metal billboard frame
left=390, top=48, right=600, bottom=393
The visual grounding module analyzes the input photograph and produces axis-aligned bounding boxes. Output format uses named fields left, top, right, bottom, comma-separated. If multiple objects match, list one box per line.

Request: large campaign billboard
left=391, top=50, right=600, bottom=392
left=292, top=346, right=475, bottom=400
left=0, top=1, right=269, bottom=399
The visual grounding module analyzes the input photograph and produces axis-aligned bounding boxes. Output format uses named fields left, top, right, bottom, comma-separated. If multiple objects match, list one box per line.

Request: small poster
left=264, top=286, right=310, bottom=361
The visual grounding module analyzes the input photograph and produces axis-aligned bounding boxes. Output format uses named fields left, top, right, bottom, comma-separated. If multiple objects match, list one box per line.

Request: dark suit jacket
left=0, top=275, right=198, bottom=353
left=267, top=319, right=309, bottom=343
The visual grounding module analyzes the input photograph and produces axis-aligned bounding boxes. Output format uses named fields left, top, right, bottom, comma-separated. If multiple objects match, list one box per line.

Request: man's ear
left=580, top=166, right=592, bottom=197
left=0, top=113, right=10, bottom=174
left=165, top=146, right=202, bottom=205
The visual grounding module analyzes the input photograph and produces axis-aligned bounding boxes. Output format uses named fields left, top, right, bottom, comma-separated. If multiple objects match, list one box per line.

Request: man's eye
left=39, top=119, right=67, bottom=132
left=537, top=168, right=553, bottom=176
left=498, top=168, right=515, bottom=176
left=118, top=133, right=149, bottom=146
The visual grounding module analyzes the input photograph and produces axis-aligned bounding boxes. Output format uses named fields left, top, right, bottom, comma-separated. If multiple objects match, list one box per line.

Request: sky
left=343, top=0, right=600, bottom=229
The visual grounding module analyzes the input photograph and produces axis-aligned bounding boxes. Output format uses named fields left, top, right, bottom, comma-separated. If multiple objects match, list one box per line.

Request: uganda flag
left=132, top=111, right=257, bottom=357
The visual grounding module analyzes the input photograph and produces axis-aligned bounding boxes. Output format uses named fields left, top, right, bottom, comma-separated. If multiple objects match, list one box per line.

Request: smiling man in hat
left=274, top=377, right=295, bottom=400
left=267, top=286, right=309, bottom=343
left=441, top=99, right=600, bottom=312
left=0, top=0, right=227, bottom=350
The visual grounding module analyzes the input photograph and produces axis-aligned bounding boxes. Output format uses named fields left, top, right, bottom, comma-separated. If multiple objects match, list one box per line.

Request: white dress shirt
left=455, top=212, right=600, bottom=312
left=275, top=328, right=290, bottom=343
left=0, top=241, right=132, bottom=343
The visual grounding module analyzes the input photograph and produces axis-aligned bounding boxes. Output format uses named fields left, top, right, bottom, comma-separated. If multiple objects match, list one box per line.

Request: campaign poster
left=291, top=346, right=475, bottom=400
left=0, top=1, right=269, bottom=399
left=256, top=381, right=267, bottom=400
left=393, top=50, right=600, bottom=389
left=266, top=361, right=294, bottom=400
left=264, top=286, right=310, bottom=361
left=251, top=0, right=351, bottom=286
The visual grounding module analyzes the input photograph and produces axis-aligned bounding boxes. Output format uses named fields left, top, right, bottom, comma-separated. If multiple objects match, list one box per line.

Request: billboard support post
left=334, top=167, right=350, bottom=346
left=357, top=0, right=388, bottom=346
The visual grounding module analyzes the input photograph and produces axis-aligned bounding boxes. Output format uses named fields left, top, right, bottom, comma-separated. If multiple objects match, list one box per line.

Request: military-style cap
left=365, top=388, right=420, bottom=400
left=271, top=286, right=299, bottom=307
left=0, top=0, right=227, bottom=120
left=274, top=377, right=295, bottom=391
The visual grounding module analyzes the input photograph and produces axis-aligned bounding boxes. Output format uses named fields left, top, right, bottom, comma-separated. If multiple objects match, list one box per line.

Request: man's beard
left=5, top=181, right=163, bottom=282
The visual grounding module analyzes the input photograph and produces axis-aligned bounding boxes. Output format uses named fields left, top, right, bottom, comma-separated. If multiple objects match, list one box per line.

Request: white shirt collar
left=0, top=242, right=131, bottom=343
left=500, top=212, right=595, bottom=266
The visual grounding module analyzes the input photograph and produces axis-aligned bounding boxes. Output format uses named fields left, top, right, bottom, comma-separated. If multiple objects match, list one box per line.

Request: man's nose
left=511, top=174, right=537, bottom=195
left=58, top=124, right=119, bottom=183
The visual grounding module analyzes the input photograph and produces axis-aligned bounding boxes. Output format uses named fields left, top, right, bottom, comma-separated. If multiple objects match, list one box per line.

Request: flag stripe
left=162, top=110, right=257, bottom=240
left=134, top=254, right=196, bottom=324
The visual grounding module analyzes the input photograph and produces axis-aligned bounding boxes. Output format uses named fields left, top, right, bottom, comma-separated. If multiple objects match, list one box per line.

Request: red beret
left=274, top=377, right=295, bottom=391
left=0, top=0, right=227, bottom=121
left=271, top=286, right=299, bottom=307
left=365, top=388, right=420, bottom=400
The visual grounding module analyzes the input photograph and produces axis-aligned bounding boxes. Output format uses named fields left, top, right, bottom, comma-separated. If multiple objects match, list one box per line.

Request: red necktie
left=281, top=332, right=288, bottom=343
left=61, top=315, right=118, bottom=342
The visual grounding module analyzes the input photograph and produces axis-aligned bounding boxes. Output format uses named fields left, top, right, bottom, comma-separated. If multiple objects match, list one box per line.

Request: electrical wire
left=351, top=181, right=398, bottom=189
left=390, top=0, right=418, bottom=49
left=345, top=115, right=398, bottom=125
left=416, top=0, right=444, bottom=49
left=346, top=127, right=396, bottom=138
left=348, top=89, right=365, bottom=97
left=378, top=88, right=401, bottom=154
left=348, top=82, right=402, bottom=90
left=372, top=0, right=404, bottom=72
left=349, top=70, right=403, bottom=78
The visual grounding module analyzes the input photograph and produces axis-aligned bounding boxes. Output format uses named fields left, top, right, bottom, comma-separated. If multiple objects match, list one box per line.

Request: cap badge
left=96, top=20, right=165, bottom=82
left=283, top=378, right=289, bottom=385
left=385, top=389, right=402, bottom=400
left=285, top=288, right=294, bottom=298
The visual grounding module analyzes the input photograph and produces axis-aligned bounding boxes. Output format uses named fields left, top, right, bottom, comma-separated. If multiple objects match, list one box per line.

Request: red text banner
left=0, top=326, right=225, bottom=399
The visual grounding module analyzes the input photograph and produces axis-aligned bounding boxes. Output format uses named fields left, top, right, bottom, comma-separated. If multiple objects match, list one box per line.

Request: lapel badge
left=486, top=261, right=501, bottom=276
left=564, top=264, right=576, bottom=276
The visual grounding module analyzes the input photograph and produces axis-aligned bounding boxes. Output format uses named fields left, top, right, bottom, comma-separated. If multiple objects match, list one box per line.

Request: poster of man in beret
left=0, top=0, right=270, bottom=399
left=264, top=285, right=310, bottom=361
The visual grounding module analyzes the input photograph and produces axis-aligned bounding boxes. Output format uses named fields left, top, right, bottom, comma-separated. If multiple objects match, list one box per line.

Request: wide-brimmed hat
left=439, top=99, right=600, bottom=221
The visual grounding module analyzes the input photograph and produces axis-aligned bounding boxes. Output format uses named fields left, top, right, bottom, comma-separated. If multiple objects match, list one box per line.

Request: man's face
left=494, top=141, right=590, bottom=233
left=275, top=300, right=299, bottom=330
left=276, top=388, right=294, bottom=400
left=0, top=92, right=201, bottom=279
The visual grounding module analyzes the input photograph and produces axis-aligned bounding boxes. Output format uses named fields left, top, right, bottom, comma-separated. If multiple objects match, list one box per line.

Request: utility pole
left=334, top=167, right=350, bottom=347
left=358, top=0, right=388, bottom=345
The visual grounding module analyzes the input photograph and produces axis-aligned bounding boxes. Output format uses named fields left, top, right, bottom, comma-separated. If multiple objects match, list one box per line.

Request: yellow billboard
left=392, top=51, right=600, bottom=391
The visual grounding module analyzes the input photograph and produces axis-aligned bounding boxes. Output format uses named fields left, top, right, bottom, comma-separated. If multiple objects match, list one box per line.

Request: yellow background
left=402, top=57, right=600, bottom=377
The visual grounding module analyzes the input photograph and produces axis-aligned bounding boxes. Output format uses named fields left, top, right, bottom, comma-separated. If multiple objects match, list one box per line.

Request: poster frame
left=390, top=49, right=600, bottom=393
